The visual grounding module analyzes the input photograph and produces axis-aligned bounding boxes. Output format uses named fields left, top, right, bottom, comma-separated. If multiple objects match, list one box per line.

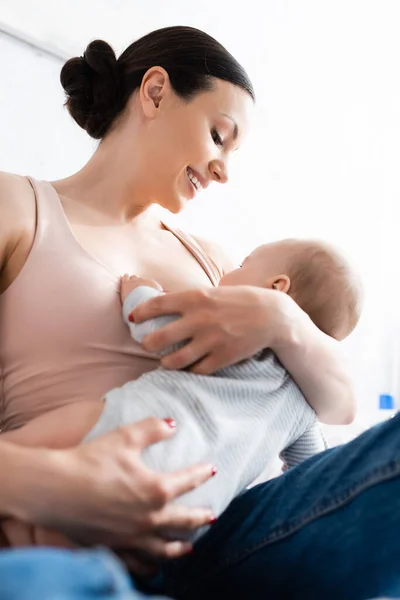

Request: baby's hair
left=284, top=240, right=363, bottom=340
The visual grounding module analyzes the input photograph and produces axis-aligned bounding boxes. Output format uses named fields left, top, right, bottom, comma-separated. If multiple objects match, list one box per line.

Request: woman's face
left=133, top=74, right=254, bottom=213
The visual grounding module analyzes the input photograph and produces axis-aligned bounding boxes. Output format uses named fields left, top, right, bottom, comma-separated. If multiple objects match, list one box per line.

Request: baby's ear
left=271, top=275, right=291, bottom=294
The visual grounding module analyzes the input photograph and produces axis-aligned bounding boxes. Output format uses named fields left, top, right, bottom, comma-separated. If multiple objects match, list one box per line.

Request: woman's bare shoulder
left=0, top=171, right=34, bottom=214
left=0, top=172, right=36, bottom=276
left=190, top=234, right=238, bottom=276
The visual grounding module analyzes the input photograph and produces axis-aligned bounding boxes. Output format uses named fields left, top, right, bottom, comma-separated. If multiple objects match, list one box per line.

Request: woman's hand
left=131, top=286, right=355, bottom=424
left=131, top=286, right=291, bottom=374
left=1, top=418, right=216, bottom=555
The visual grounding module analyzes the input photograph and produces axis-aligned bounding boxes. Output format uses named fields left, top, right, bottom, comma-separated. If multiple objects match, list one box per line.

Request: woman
left=0, top=25, right=391, bottom=600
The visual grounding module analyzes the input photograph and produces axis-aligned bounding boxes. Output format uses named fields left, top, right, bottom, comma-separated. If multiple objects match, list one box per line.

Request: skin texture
left=0, top=63, right=354, bottom=567
left=0, top=76, right=252, bottom=566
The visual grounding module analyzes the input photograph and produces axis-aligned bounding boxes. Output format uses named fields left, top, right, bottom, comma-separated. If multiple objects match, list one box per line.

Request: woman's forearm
left=1, top=401, right=103, bottom=449
left=1, top=421, right=216, bottom=549
left=272, top=296, right=356, bottom=425
left=0, top=441, right=54, bottom=520
left=0, top=441, right=25, bottom=518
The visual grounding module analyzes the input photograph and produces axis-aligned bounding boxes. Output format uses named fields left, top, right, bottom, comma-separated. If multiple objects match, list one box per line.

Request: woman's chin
left=169, top=195, right=191, bottom=214
left=158, top=187, right=193, bottom=213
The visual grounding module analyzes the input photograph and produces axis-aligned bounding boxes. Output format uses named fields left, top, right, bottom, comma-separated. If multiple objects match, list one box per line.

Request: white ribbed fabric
left=85, top=287, right=327, bottom=540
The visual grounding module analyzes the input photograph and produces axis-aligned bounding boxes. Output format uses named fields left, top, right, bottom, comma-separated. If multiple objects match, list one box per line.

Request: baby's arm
left=121, top=276, right=180, bottom=347
left=280, top=419, right=328, bottom=471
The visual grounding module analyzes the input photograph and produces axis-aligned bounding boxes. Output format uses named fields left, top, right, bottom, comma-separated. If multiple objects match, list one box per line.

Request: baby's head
left=220, top=239, right=362, bottom=340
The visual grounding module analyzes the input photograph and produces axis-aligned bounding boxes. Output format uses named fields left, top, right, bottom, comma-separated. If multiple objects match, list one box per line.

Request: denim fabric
left=4, top=414, right=400, bottom=600
left=0, top=547, right=169, bottom=600
left=161, top=414, right=400, bottom=600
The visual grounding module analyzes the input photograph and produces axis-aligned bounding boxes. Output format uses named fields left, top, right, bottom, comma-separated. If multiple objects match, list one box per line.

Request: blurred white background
left=1, top=0, right=400, bottom=441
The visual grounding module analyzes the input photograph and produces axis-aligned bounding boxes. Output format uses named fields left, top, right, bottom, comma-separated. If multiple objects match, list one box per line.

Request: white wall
left=1, top=1, right=400, bottom=431
left=0, top=33, right=93, bottom=178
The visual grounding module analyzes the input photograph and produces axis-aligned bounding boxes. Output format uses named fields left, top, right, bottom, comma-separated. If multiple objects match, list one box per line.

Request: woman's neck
left=52, top=141, right=152, bottom=224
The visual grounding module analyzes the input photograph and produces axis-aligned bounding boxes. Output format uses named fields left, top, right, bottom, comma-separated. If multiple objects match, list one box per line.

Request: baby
left=2, top=238, right=362, bottom=543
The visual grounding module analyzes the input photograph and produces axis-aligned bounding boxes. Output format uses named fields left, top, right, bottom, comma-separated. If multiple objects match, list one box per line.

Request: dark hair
left=60, top=26, right=255, bottom=140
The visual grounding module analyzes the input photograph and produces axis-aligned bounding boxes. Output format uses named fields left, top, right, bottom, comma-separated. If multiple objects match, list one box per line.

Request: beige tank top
left=0, top=178, right=221, bottom=432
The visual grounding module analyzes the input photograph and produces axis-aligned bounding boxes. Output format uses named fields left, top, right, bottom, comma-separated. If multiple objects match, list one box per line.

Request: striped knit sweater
left=85, top=287, right=327, bottom=539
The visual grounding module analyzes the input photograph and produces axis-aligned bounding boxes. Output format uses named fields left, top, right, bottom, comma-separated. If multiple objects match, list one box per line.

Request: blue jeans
left=0, top=547, right=170, bottom=600
left=3, top=414, right=400, bottom=600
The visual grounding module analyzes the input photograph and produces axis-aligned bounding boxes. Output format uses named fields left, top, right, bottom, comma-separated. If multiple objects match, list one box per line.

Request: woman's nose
left=209, top=159, right=228, bottom=184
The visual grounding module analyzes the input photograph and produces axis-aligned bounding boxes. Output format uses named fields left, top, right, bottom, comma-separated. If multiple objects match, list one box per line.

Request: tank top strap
left=26, top=176, right=73, bottom=246
left=161, top=221, right=222, bottom=286
left=25, top=178, right=222, bottom=287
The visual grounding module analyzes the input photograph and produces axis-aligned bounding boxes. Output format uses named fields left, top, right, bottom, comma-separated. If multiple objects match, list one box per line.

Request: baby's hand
left=120, top=274, right=163, bottom=303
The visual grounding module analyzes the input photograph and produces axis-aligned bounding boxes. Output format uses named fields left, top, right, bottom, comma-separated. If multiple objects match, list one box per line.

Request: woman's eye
left=211, top=128, right=224, bottom=147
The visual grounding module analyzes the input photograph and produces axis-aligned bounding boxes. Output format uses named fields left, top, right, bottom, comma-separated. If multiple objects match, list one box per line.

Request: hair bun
left=60, top=40, right=121, bottom=139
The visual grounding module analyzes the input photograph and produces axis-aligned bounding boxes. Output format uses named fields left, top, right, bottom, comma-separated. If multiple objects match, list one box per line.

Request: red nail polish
left=128, top=313, right=135, bottom=323
left=211, top=466, right=218, bottom=477
left=209, top=516, right=217, bottom=524
left=164, top=418, right=176, bottom=428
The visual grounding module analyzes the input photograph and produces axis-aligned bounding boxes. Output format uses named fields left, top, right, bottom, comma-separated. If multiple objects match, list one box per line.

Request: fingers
left=35, top=527, right=77, bottom=548
left=118, top=534, right=193, bottom=575
left=132, top=536, right=193, bottom=560
left=153, top=462, right=217, bottom=504
left=189, top=355, right=219, bottom=376
left=141, top=462, right=216, bottom=510
left=159, top=326, right=222, bottom=370
left=114, top=424, right=216, bottom=509
left=141, top=319, right=194, bottom=354
left=150, top=504, right=216, bottom=531
left=1, top=520, right=36, bottom=547
left=0, top=526, right=10, bottom=548
left=132, top=289, right=210, bottom=323
left=123, top=275, right=163, bottom=292
left=141, top=463, right=216, bottom=511
left=116, top=417, right=177, bottom=451
left=160, top=339, right=210, bottom=370
left=189, top=349, right=237, bottom=375
left=148, top=279, right=164, bottom=292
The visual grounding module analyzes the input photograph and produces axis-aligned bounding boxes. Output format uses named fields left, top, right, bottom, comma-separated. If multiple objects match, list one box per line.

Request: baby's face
left=219, top=241, right=293, bottom=288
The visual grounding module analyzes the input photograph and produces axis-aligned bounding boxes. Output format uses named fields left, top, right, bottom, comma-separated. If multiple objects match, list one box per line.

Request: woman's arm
left=0, top=421, right=215, bottom=549
left=0, top=172, right=37, bottom=293
left=131, top=236, right=355, bottom=425
left=131, top=285, right=356, bottom=426
left=272, top=294, right=355, bottom=425
left=0, top=400, right=103, bottom=448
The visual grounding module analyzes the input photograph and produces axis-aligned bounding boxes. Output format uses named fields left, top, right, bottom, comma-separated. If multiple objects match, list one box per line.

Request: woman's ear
left=139, top=67, right=170, bottom=118
left=271, top=274, right=291, bottom=294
